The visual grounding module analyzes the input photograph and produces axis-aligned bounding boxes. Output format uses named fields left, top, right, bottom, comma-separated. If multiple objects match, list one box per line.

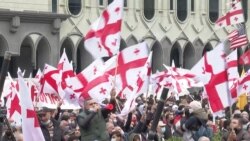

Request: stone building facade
left=0, top=0, right=249, bottom=77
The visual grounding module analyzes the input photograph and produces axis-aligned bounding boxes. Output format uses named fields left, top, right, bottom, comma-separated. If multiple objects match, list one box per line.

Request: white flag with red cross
left=18, top=71, right=45, bottom=141
left=191, top=42, right=230, bottom=113
left=5, top=75, right=22, bottom=126
left=81, top=74, right=115, bottom=103
left=66, top=59, right=105, bottom=93
left=151, top=64, right=202, bottom=94
left=215, top=0, right=244, bottom=29
left=225, top=50, right=239, bottom=105
left=105, top=42, right=149, bottom=97
left=39, top=64, right=60, bottom=94
left=84, top=0, right=124, bottom=58
left=231, top=70, right=250, bottom=97
left=135, top=51, right=152, bottom=95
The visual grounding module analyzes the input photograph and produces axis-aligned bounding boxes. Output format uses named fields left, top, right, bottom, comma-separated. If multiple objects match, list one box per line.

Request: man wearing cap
left=38, top=107, right=63, bottom=141
left=77, top=88, right=116, bottom=141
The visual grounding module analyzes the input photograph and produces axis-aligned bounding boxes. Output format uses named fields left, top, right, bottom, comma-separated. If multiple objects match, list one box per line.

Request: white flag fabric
left=106, top=42, right=149, bottom=95
left=5, top=76, right=22, bottom=126
left=226, top=50, right=239, bottom=105
left=40, top=64, right=60, bottom=94
left=191, top=43, right=230, bottom=113
left=66, top=59, right=106, bottom=93
left=18, top=71, right=45, bottom=141
left=215, top=1, right=244, bottom=29
left=84, top=0, right=124, bottom=58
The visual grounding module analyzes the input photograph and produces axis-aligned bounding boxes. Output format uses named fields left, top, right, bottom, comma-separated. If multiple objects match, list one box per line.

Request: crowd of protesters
left=1, top=89, right=250, bottom=141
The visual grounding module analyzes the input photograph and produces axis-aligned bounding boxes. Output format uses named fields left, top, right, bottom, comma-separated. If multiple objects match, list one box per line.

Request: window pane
left=191, top=0, right=195, bottom=12
left=144, top=0, right=155, bottom=20
left=52, top=0, right=57, bottom=13
left=108, top=0, right=113, bottom=5
left=68, top=0, right=82, bottom=15
left=209, top=0, right=219, bottom=23
left=177, top=0, right=187, bottom=21
left=242, top=0, right=248, bottom=21
left=170, top=0, right=173, bottom=10
left=99, top=0, right=104, bottom=6
left=124, top=0, right=127, bottom=7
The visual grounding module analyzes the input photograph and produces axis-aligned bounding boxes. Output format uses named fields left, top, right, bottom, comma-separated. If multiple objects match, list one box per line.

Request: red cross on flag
left=231, top=70, right=250, bottom=97
left=226, top=50, right=239, bottom=105
left=5, top=75, right=22, bottom=126
left=84, top=0, right=124, bottom=59
left=226, top=50, right=239, bottom=88
left=151, top=63, right=202, bottom=95
left=135, top=51, right=152, bottom=95
left=106, top=42, right=149, bottom=95
left=18, top=70, right=45, bottom=141
left=39, top=64, right=60, bottom=94
left=66, top=59, right=105, bottom=93
left=215, top=0, right=244, bottom=29
left=191, top=43, right=230, bottom=113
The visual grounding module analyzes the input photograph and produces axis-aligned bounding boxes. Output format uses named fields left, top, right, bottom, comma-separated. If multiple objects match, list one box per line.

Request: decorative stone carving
left=52, top=18, right=61, bottom=34
left=10, top=16, right=20, bottom=33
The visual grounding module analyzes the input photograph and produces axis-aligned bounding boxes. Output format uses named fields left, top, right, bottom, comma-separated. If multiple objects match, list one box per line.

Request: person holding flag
left=77, top=88, right=116, bottom=141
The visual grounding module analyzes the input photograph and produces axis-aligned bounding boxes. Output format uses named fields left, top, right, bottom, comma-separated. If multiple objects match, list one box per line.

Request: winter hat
left=189, top=100, right=202, bottom=111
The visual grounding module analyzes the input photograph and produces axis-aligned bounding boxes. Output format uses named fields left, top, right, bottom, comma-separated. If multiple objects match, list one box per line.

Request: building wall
left=0, top=0, right=248, bottom=75
left=58, top=0, right=250, bottom=72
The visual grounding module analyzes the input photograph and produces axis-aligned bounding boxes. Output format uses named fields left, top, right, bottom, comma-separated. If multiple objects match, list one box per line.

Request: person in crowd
left=163, top=111, right=174, bottom=140
left=241, top=111, right=250, bottom=130
left=38, top=107, right=64, bottom=141
left=77, top=88, right=116, bottom=141
left=182, top=100, right=212, bottom=141
left=156, top=120, right=166, bottom=141
left=243, top=97, right=250, bottom=113
left=221, top=119, right=231, bottom=140
left=222, top=117, right=250, bottom=141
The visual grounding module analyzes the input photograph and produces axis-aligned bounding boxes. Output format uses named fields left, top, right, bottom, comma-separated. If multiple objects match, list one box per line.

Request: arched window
left=170, top=0, right=174, bottom=10
left=177, top=0, right=187, bottom=22
left=144, top=0, right=155, bottom=20
left=191, top=0, right=195, bottom=12
left=209, top=0, right=219, bottom=23
left=242, top=0, right=248, bottom=21
left=99, top=0, right=104, bottom=6
left=124, top=0, right=127, bottom=7
left=68, top=0, right=82, bottom=15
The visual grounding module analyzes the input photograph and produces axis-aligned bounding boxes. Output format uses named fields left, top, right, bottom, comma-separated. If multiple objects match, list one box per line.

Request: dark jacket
left=222, top=128, right=250, bottom=141
left=40, top=118, right=63, bottom=141
left=77, top=100, right=115, bottom=141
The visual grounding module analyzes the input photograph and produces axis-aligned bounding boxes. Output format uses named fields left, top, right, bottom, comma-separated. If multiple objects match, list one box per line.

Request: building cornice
left=0, top=9, right=70, bottom=23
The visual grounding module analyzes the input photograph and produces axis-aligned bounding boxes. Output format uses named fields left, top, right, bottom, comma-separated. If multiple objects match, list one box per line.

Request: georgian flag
left=18, top=70, right=45, bottom=141
left=39, top=64, right=60, bottom=94
left=226, top=50, right=239, bottom=88
left=191, top=42, right=230, bottom=113
left=226, top=50, right=239, bottom=105
left=84, top=0, right=124, bottom=58
left=106, top=42, right=149, bottom=95
left=215, top=0, right=244, bottom=29
left=5, top=75, right=22, bottom=126
left=231, top=70, right=250, bottom=98
left=66, top=59, right=105, bottom=93
left=151, top=64, right=202, bottom=94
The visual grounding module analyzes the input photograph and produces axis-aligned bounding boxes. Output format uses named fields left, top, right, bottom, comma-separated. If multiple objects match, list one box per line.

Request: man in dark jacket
left=38, top=107, right=64, bottom=141
left=222, top=117, right=250, bottom=141
left=77, top=89, right=116, bottom=141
